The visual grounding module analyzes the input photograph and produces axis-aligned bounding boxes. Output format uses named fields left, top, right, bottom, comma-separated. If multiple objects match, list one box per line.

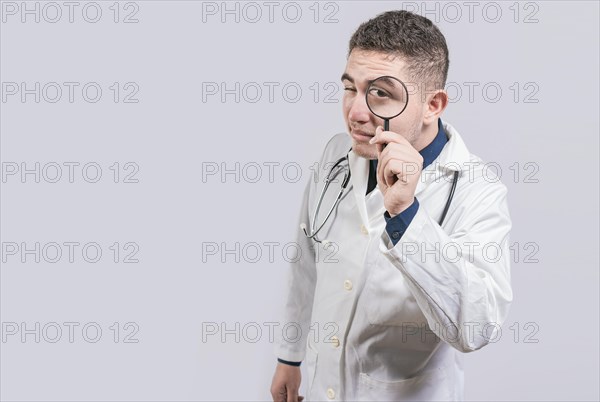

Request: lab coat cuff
left=274, top=344, right=306, bottom=364
left=277, top=358, right=302, bottom=366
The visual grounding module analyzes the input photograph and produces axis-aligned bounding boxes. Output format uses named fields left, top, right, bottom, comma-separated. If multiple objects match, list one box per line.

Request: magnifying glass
left=365, top=75, right=409, bottom=131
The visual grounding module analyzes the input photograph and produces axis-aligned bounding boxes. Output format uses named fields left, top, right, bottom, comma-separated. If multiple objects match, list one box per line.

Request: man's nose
left=348, top=94, right=371, bottom=123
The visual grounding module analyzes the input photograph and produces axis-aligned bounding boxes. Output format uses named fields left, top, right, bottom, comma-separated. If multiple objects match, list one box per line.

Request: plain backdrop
left=1, top=1, right=598, bottom=401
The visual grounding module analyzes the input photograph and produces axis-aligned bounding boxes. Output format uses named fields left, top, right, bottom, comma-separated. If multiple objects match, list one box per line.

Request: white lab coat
left=275, top=121, right=512, bottom=401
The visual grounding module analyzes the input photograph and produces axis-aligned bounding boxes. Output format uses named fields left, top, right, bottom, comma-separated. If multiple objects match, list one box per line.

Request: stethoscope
left=302, top=75, right=460, bottom=243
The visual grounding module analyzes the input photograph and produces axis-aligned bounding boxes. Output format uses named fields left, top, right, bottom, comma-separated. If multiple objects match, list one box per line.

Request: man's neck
left=413, top=121, right=439, bottom=152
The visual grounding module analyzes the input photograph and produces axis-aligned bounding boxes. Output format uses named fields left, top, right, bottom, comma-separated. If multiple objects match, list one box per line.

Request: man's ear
left=423, top=90, right=448, bottom=125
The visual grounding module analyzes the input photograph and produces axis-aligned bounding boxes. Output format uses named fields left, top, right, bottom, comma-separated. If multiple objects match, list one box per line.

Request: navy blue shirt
left=368, top=118, right=448, bottom=245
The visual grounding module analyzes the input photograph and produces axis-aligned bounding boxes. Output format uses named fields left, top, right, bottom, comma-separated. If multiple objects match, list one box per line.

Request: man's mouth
left=351, top=129, right=374, bottom=142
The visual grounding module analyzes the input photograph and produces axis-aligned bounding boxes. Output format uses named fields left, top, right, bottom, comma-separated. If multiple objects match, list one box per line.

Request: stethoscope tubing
left=304, top=154, right=459, bottom=242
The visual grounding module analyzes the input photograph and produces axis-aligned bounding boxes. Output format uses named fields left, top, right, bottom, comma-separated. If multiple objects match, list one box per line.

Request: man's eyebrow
left=341, top=73, right=353, bottom=83
left=371, top=76, right=397, bottom=87
left=341, top=73, right=396, bottom=87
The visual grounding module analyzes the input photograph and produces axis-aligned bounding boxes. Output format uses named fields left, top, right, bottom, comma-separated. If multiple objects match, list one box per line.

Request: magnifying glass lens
left=366, top=76, right=409, bottom=120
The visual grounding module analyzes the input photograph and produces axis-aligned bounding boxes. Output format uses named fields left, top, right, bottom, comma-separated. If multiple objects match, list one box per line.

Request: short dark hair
left=348, top=10, right=450, bottom=90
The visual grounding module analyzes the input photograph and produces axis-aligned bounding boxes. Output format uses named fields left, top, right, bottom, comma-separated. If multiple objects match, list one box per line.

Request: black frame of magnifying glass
left=365, top=75, right=410, bottom=131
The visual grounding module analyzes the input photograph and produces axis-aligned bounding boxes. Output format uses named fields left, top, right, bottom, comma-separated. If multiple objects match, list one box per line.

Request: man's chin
left=352, top=141, right=378, bottom=159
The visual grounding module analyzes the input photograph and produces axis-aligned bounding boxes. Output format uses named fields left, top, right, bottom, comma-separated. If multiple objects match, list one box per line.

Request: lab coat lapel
left=415, top=168, right=428, bottom=196
left=348, top=150, right=370, bottom=229
left=412, top=121, right=471, bottom=196
left=366, top=188, right=385, bottom=222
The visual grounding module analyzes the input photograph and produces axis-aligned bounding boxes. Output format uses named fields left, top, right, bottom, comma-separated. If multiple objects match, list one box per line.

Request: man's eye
left=343, top=87, right=356, bottom=92
left=369, top=88, right=390, bottom=98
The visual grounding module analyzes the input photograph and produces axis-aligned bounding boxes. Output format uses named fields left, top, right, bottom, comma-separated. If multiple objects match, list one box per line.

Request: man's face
left=342, top=49, right=425, bottom=159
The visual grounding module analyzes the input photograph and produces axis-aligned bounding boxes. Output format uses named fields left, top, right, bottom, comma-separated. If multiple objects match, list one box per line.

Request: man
left=270, top=10, right=512, bottom=402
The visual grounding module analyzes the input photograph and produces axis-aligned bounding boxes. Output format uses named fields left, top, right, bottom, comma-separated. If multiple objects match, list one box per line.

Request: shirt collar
left=420, top=118, right=448, bottom=169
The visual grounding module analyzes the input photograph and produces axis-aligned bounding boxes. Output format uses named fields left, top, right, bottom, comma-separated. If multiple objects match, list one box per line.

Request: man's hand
left=270, top=363, right=304, bottom=402
left=370, top=126, right=423, bottom=216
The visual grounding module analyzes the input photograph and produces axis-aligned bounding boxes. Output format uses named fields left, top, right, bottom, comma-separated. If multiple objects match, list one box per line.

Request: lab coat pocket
left=357, top=369, right=448, bottom=401
left=362, top=254, right=427, bottom=326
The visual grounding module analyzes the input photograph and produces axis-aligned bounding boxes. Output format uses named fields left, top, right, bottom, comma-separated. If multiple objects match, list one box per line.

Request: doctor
left=270, top=10, right=512, bottom=402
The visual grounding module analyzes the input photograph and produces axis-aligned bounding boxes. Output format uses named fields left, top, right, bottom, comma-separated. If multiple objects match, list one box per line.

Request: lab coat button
left=343, top=280, right=353, bottom=291
left=326, top=388, right=335, bottom=399
left=330, top=335, right=340, bottom=348
left=360, top=224, right=368, bottom=235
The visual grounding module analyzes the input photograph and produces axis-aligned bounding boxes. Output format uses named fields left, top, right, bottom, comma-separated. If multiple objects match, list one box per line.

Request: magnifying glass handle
left=380, top=119, right=390, bottom=150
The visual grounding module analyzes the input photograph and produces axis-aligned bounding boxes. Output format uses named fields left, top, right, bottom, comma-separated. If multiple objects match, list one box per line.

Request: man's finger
left=369, top=128, right=411, bottom=147
left=275, top=388, right=285, bottom=402
left=384, top=159, right=409, bottom=186
left=371, top=126, right=384, bottom=149
left=287, top=386, right=299, bottom=402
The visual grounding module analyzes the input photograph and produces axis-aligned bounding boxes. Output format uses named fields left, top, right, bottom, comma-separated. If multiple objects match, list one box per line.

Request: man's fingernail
left=369, top=137, right=375, bottom=144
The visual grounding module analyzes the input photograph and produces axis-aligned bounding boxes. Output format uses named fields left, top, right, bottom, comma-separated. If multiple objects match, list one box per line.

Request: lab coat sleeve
left=274, top=178, right=318, bottom=363
left=379, top=175, right=513, bottom=353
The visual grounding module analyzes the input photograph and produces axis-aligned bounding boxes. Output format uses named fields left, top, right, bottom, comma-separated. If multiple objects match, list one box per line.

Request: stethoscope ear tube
left=439, top=170, right=459, bottom=226
left=304, top=153, right=351, bottom=243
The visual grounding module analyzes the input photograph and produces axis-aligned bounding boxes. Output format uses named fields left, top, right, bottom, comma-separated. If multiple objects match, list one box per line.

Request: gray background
left=1, top=1, right=598, bottom=400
